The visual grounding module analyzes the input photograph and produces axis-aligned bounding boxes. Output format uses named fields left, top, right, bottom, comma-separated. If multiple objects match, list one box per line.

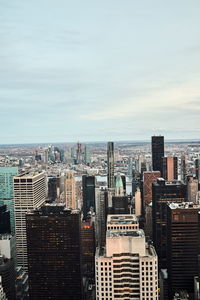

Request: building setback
left=26, top=205, right=82, bottom=300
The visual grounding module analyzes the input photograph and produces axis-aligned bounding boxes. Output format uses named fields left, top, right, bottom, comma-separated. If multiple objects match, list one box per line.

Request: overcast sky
left=0, top=0, right=200, bottom=143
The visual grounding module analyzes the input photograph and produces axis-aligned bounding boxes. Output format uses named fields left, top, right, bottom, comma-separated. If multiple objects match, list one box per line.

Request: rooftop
left=168, top=202, right=200, bottom=210
left=107, top=229, right=145, bottom=238
left=107, top=214, right=138, bottom=225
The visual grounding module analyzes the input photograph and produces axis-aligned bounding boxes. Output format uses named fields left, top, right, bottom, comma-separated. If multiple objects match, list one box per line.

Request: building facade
left=14, top=171, right=46, bottom=271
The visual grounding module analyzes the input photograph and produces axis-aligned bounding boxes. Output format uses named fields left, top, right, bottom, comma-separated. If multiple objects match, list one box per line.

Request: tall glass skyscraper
left=0, top=167, right=18, bottom=234
left=107, top=142, right=114, bottom=189
left=151, top=136, right=164, bottom=175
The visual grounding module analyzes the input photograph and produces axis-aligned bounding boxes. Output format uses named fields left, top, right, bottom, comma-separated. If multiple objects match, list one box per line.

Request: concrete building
left=95, top=215, right=159, bottom=300
left=64, top=170, right=76, bottom=209
left=14, top=171, right=46, bottom=271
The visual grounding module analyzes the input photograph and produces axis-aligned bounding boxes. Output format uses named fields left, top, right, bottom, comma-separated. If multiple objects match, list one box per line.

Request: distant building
left=0, top=205, right=11, bottom=235
left=107, top=142, right=114, bottom=189
left=95, top=188, right=108, bottom=248
left=82, top=175, right=95, bottom=219
left=187, top=176, right=198, bottom=202
left=143, top=171, right=161, bottom=205
left=14, top=171, right=46, bottom=271
left=151, top=136, right=164, bottom=175
left=0, top=167, right=18, bottom=234
left=26, top=205, right=82, bottom=300
left=162, top=157, right=178, bottom=181
left=64, top=171, right=76, bottom=209
left=48, top=177, right=60, bottom=201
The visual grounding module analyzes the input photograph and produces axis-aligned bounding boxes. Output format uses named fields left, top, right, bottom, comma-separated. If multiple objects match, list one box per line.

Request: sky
left=0, top=0, right=200, bottom=144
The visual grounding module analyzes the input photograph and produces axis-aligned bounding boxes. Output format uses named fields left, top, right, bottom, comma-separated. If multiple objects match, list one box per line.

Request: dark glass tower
left=0, top=205, right=11, bottom=234
left=26, top=205, right=82, bottom=300
left=167, top=203, right=200, bottom=298
left=152, top=179, right=187, bottom=269
left=151, top=136, right=164, bottom=175
left=82, top=175, right=95, bottom=219
left=107, top=142, right=114, bottom=189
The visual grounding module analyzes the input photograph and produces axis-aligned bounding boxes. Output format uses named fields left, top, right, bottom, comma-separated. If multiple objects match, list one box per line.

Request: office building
left=95, top=188, right=108, bottom=248
left=82, top=175, right=95, bottom=219
left=107, top=142, right=114, bottom=189
left=152, top=178, right=187, bottom=269
left=81, top=218, right=95, bottom=275
left=162, top=157, right=178, bottom=181
left=195, top=159, right=200, bottom=183
left=0, top=205, right=10, bottom=234
left=0, top=255, right=15, bottom=300
left=14, top=171, right=46, bottom=271
left=167, top=202, right=200, bottom=298
left=143, top=171, right=161, bottom=205
left=0, top=167, right=18, bottom=234
left=0, top=277, right=6, bottom=300
left=64, top=170, right=76, bottom=209
left=181, top=155, right=188, bottom=183
left=95, top=215, right=159, bottom=300
left=26, top=204, right=82, bottom=300
left=187, top=176, right=198, bottom=203
left=151, top=136, right=164, bottom=175
left=48, top=177, right=60, bottom=201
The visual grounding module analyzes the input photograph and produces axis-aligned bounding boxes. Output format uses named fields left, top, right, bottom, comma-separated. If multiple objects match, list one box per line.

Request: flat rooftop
left=107, top=229, right=145, bottom=238
left=168, top=202, right=200, bottom=210
left=107, top=214, right=138, bottom=225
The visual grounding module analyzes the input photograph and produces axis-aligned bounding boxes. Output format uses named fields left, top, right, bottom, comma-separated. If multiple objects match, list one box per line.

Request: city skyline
left=0, top=1, right=200, bottom=143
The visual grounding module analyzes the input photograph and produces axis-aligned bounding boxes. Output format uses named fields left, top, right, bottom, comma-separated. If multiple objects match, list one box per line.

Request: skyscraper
left=95, top=215, right=159, bottom=300
left=107, top=142, right=114, bottom=189
left=187, top=176, right=198, bottom=203
left=14, top=171, right=46, bottom=271
left=64, top=170, right=76, bottom=209
left=82, top=175, right=95, bottom=219
left=143, top=171, right=161, bottom=205
left=162, top=156, right=178, bottom=181
left=151, top=136, right=164, bottom=175
left=152, top=178, right=187, bottom=269
left=0, top=167, right=18, bottom=234
left=0, top=205, right=11, bottom=234
left=167, top=202, right=200, bottom=298
left=26, top=204, right=82, bottom=300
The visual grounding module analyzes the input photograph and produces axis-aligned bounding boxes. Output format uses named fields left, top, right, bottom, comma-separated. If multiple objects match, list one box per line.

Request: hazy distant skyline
left=0, top=0, right=200, bottom=143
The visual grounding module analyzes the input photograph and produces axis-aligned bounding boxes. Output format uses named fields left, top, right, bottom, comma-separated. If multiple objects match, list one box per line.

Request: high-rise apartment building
left=26, top=204, right=82, bottom=300
left=14, top=171, right=46, bottom=271
left=107, top=142, right=114, bottom=189
left=167, top=202, right=200, bottom=298
left=152, top=178, right=187, bottom=269
left=0, top=167, right=18, bottom=234
left=64, top=170, right=76, bottom=209
left=162, top=157, right=178, bottom=181
left=95, top=215, right=159, bottom=300
left=151, top=136, right=164, bottom=175
left=82, top=175, right=95, bottom=219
